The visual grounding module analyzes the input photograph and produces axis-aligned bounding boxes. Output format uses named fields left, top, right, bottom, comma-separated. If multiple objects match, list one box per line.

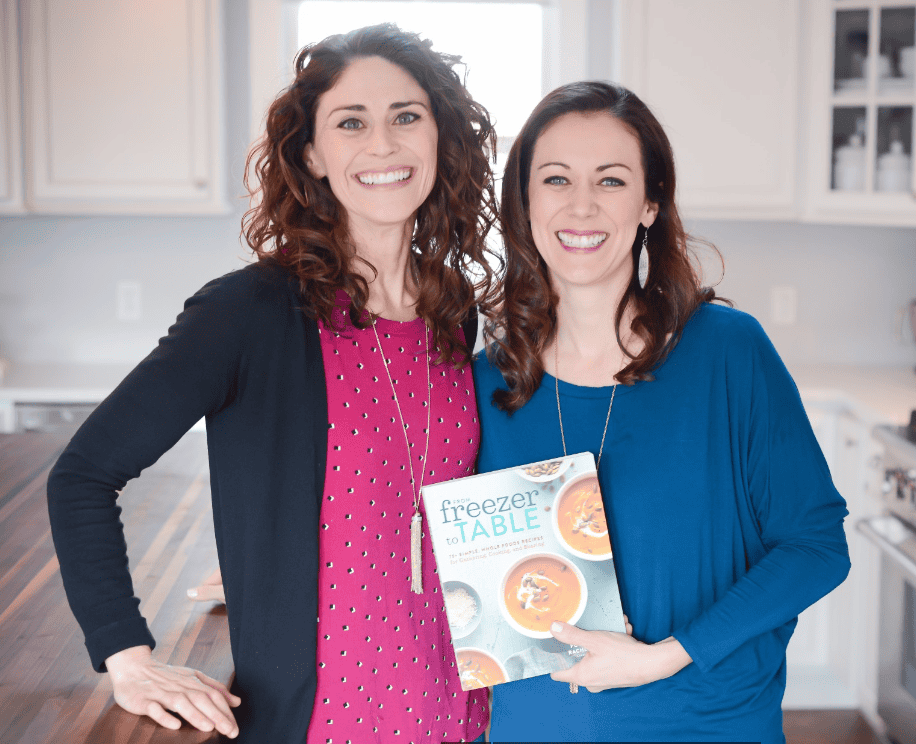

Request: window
left=297, top=1, right=546, bottom=149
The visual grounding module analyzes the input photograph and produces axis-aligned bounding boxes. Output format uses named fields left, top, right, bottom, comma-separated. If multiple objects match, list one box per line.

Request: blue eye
left=544, top=175, right=568, bottom=185
left=600, top=177, right=625, bottom=186
left=395, top=111, right=420, bottom=125
left=338, top=118, right=363, bottom=130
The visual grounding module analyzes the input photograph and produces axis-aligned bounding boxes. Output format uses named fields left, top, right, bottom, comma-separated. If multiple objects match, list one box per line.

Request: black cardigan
left=47, top=260, right=478, bottom=742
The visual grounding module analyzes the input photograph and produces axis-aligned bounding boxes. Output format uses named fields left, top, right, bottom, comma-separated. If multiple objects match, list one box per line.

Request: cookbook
left=421, top=452, right=626, bottom=690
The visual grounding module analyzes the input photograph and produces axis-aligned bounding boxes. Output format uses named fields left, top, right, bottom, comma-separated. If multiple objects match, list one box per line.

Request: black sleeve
left=46, top=270, right=253, bottom=671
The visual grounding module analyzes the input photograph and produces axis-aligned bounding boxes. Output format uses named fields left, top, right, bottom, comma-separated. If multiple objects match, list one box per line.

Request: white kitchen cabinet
left=20, top=0, right=228, bottom=215
left=0, top=0, right=24, bottom=213
left=616, top=0, right=801, bottom=221
left=784, top=400, right=884, bottom=710
left=833, top=413, right=884, bottom=722
left=802, top=0, right=916, bottom=226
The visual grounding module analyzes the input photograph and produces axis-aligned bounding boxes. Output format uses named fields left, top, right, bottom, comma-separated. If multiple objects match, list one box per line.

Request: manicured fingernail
left=187, top=588, right=198, bottom=598
left=551, top=622, right=563, bottom=633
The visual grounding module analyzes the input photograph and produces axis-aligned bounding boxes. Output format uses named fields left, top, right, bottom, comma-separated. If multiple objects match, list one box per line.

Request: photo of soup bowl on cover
left=455, top=647, right=509, bottom=690
left=499, top=552, right=587, bottom=638
left=552, top=471, right=613, bottom=561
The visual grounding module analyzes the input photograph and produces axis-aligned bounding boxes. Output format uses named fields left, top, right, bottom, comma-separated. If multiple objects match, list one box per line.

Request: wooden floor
left=0, top=430, right=889, bottom=743
left=783, top=710, right=885, bottom=744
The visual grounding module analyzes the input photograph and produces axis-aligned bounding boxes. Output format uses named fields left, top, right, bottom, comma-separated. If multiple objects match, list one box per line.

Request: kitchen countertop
left=0, top=363, right=205, bottom=433
left=790, top=364, right=916, bottom=427
left=0, top=362, right=135, bottom=402
left=0, top=361, right=914, bottom=428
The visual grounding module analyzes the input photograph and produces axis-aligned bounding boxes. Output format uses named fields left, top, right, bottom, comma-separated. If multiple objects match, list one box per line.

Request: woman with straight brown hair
left=473, top=81, right=850, bottom=742
left=47, top=23, right=497, bottom=743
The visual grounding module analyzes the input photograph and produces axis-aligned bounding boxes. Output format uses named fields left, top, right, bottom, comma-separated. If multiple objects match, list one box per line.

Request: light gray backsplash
left=2, top=217, right=913, bottom=367
left=687, top=220, right=916, bottom=367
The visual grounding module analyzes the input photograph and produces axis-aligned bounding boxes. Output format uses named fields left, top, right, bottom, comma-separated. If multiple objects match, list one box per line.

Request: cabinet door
left=617, top=0, right=800, bottom=220
left=785, top=405, right=835, bottom=670
left=0, top=0, right=23, bottom=213
left=22, top=0, right=227, bottom=214
left=833, top=414, right=884, bottom=719
left=803, top=0, right=916, bottom=227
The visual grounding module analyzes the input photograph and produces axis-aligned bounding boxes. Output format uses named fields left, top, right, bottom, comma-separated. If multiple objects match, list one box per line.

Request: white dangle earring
left=637, top=225, right=650, bottom=290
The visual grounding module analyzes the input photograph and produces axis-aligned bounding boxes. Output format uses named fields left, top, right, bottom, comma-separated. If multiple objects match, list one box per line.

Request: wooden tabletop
left=0, top=430, right=233, bottom=743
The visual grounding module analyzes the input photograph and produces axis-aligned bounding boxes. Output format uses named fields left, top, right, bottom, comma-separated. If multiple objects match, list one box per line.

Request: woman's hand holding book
left=548, top=618, right=692, bottom=692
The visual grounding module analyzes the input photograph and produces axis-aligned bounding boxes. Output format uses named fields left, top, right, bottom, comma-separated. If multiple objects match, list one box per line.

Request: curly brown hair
left=243, top=23, right=500, bottom=367
left=485, top=81, right=726, bottom=413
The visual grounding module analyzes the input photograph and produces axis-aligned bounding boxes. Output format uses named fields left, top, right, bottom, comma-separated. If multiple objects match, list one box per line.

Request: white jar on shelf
left=834, top=134, right=866, bottom=190
left=876, top=140, right=912, bottom=193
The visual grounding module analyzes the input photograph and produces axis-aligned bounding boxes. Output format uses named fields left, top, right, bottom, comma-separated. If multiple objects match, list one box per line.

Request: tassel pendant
left=410, top=510, right=423, bottom=594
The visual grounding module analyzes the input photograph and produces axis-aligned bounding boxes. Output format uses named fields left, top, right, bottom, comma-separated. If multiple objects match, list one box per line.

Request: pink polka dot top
left=309, top=306, right=488, bottom=744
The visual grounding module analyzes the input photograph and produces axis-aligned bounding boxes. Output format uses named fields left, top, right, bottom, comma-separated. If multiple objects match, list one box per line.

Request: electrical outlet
left=771, top=285, right=797, bottom=326
left=116, top=281, right=142, bottom=321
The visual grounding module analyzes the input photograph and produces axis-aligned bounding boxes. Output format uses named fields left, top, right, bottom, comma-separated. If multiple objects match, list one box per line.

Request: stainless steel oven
left=860, top=420, right=916, bottom=744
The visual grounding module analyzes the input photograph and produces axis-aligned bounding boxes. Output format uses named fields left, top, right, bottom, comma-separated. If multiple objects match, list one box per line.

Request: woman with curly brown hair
left=473, top=81, right=850, bottom=742
left=47, top=24, right=497, bottom=743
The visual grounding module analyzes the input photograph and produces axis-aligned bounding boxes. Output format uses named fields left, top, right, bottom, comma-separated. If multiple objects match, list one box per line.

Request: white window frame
left=247, top=0, right=617, bottom=145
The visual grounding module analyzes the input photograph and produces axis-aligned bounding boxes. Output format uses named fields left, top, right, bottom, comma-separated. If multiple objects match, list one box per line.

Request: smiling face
left=306, top=55, right=439, bottom=238
left=527, top=112, right=658, bottom=293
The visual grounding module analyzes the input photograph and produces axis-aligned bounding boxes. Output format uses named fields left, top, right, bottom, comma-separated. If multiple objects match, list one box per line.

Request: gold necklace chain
left=371, top=317, right=431, bottom=594
left=555, top=339, right=616, bottom=694
left=554, top=339, right=616, bottom=694
left=554, top=340, right=617, bottom=469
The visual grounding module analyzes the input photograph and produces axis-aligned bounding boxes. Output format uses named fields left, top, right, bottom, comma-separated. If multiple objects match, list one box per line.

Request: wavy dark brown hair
left=243, top=23, right=500, bottom=367
left=485, top=81, right=726, bottom=413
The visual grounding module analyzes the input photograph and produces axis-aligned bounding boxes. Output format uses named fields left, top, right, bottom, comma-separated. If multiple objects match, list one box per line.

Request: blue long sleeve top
left=474, top=304, right=850, bottom=743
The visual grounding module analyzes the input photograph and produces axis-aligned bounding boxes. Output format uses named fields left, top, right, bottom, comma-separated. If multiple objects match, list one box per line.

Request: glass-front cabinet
left=807, top=0, right=916, bottom=225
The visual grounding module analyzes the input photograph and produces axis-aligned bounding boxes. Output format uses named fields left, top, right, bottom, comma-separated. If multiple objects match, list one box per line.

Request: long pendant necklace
left=555, top=339, right=616, bottom=692
left=371, top=317, right=431, bottom=594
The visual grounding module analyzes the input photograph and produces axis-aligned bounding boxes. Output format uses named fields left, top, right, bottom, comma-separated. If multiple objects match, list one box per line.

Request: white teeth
left=557, top=231, right=608, bottom=249
left=356, top=168, right=412, bottom=185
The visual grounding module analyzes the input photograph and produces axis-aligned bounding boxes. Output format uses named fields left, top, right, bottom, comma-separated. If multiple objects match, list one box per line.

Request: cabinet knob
left=194, top=180, right=208, bottom=190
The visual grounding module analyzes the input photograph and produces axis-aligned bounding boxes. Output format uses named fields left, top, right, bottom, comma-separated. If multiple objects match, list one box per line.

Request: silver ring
left=569, top=683, right=579, bottom=694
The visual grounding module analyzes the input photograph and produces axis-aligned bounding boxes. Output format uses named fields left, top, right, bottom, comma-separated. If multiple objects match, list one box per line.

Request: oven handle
left=856, top=516, right=916, bottom=580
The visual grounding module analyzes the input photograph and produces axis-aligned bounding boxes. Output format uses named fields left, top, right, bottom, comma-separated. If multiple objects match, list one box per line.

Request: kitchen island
left=0, top=430, right=231, bottom=743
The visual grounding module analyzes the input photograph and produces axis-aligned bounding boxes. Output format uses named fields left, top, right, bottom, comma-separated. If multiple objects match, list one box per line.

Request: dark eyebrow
left=536, top=161, right=633, bottom=172
left=391, top=101, right=428, bottom=110
left=328, top=101, right=429, bottom=116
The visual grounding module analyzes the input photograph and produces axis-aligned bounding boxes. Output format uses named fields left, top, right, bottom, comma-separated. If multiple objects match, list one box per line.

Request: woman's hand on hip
left=187, top=567, right=225, bottom=603
left=105, top=645, right=240, bottom=737
left=548, top=620, right=692, bottom=692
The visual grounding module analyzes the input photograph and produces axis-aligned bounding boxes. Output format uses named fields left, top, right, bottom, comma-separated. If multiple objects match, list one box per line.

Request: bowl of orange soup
left=552, top=472, right=613, bottom=561
left=455, top=647, right=508, bottom=690
left=498, top=552, right=587, bottom=638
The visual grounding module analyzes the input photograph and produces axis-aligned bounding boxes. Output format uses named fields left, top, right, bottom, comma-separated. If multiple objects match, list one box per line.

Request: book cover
left=421, top=452, right=625, bottom=691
